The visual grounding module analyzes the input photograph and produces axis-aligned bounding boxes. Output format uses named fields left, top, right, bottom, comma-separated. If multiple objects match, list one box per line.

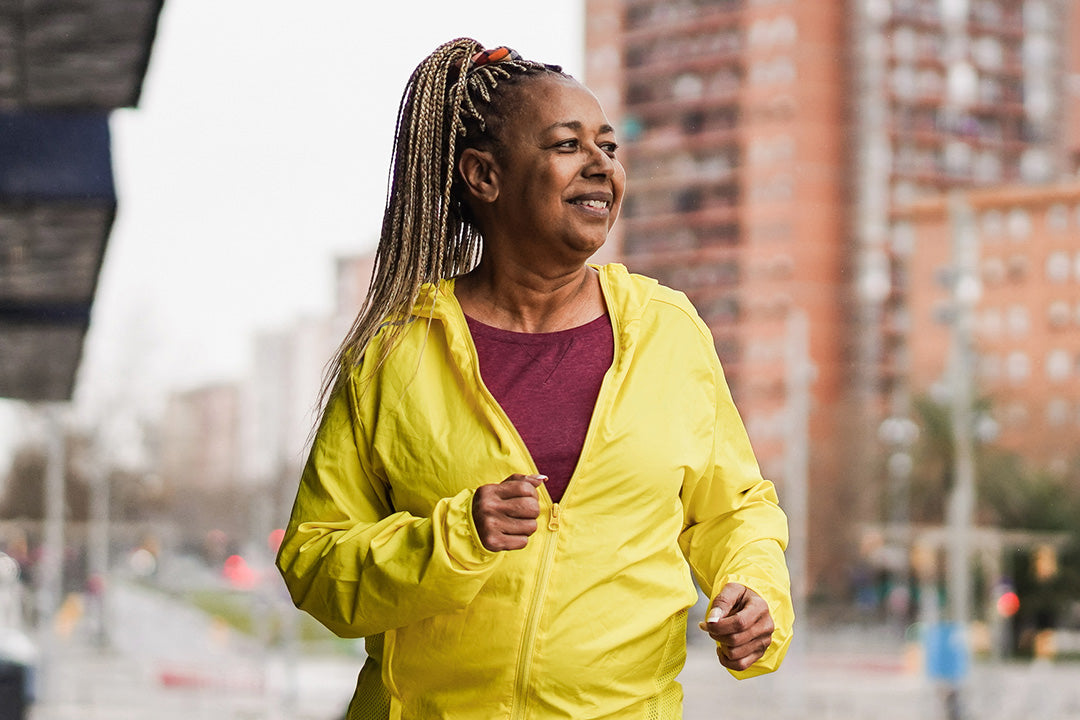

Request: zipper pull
left=548, top=503, right=561, bottom=531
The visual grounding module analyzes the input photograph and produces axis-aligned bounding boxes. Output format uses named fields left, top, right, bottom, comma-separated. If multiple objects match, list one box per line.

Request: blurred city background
left=2, top=0, right=1079, bottom=718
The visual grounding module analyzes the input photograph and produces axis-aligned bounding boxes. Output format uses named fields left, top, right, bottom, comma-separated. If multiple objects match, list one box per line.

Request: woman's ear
left=458, top=148, right=499, bottom=204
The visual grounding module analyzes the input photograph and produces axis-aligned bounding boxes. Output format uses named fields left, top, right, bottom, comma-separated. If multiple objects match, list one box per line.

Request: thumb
left=706, top=583, right=745, bottom=624
left=523, top=474, right=548, bottom=487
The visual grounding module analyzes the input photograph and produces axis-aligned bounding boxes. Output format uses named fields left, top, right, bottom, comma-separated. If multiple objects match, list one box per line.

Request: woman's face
left=475, top=75, right=626, bottom=266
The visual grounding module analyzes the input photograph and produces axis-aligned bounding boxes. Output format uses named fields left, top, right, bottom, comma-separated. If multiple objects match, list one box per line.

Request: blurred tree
left=908, top=394, right=1080, bottom=652
left=0, top=443, right=90, bottom=520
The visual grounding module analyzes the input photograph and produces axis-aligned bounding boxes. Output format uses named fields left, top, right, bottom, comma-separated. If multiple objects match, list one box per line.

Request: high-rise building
left=585, top=0, right=1080, bottom=593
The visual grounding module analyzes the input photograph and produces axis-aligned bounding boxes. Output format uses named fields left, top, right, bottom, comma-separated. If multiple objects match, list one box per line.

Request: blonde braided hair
left=317, top=38, right=567, bottom=413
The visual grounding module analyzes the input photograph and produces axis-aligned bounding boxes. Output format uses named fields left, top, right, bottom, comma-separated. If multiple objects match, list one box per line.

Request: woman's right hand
left=471, top=474, right=546, bottom=551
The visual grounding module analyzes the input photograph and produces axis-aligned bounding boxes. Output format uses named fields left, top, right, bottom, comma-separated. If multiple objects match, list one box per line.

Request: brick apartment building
left=584, top=0, right=1080, bottom=594
left=898, top=183, right=1080, bottom=474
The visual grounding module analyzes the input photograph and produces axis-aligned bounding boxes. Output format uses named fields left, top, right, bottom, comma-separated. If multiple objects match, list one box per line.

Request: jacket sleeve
left=678, top=357, right=794, bottom=679
left=275, top=374, right=503, bottom=638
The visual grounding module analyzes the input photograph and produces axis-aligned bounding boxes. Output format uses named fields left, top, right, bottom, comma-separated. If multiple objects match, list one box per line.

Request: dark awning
left=0, top=0, right=164, bottom=401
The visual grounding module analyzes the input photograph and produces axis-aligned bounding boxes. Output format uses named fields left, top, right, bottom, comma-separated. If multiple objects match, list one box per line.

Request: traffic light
left=995, top=589, right=1020, bottom=618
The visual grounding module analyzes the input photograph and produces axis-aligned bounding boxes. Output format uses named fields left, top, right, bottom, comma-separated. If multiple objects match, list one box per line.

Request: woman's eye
left=556, top=139, right=578, bottom=150
left=602, top=142, right=619, bottom=154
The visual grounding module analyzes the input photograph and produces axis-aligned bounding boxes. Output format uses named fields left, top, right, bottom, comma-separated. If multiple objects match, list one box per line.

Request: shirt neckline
left=464, top=312, right=611, bottom=343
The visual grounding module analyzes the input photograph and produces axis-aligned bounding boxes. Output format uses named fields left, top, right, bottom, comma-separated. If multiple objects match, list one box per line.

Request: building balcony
left=622, top=203, right=739, bottom=234
left=624, top=2, right=741, bottom=41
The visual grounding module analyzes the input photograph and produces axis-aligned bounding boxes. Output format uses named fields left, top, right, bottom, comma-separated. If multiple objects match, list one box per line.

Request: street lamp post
left=943, top=191, right=980, bottom=719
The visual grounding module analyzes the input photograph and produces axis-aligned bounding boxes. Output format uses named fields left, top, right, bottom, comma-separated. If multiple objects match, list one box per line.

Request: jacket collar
left=409, top=263, right=658, bottom=332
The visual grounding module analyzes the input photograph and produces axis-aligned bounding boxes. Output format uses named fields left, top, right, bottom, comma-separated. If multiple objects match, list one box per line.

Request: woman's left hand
left=698, top=583, right=775, bottom=672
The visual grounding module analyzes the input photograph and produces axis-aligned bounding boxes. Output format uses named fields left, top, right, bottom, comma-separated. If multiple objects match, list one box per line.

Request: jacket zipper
left=510, top=502, right=561, bottom=720
left=449, top=270, right=622, bottom=716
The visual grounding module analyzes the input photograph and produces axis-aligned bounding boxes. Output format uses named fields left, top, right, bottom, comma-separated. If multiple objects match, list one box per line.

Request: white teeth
left=574, top=199, right=608, bottom=209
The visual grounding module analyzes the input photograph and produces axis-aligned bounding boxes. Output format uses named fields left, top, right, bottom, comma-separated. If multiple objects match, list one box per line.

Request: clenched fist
left=472, top=474, right=546, bottom=551
left=698, top=583, right=775, bottom=672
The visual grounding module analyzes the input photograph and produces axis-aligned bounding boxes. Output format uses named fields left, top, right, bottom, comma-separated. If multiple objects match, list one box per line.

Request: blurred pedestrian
left=277, top=38, right=793, bottom=720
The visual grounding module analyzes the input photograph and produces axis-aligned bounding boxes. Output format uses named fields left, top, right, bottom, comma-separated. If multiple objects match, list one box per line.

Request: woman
left=277, top=39, right=793, bottom=720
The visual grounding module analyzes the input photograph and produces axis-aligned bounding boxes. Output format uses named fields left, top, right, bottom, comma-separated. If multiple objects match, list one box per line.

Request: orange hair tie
left=470, top=46, right=521, bottom=68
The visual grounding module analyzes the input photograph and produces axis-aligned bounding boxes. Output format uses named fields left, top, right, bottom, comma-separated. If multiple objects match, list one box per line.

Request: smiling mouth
left=569, top=199, right=610, bottom=210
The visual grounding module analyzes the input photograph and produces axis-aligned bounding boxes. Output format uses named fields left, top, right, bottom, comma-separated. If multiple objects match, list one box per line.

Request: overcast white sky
left=0, top=0, right=584, bottom=462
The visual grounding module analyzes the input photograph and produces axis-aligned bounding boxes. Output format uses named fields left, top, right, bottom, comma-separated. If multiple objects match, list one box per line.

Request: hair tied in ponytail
left=470, top=46, right=522, bottom=69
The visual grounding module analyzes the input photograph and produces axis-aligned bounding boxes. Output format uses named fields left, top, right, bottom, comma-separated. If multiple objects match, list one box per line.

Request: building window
left=1007, top=208, right=1031, bottom=241
left=893, top=27, right=917, bottom=60
left=748, top=57, right=796, bottom=86
left=1025, top=0, right=1053, bottom=31
left=1047, top=251, right=1070, bottom=283
left=944, top=141, right=973, bottom=176
left=1020, top=149, right=1052, bottom=183
left=973, top=0, right=1003, bottom=26
left=891, top=222, right=915, bottom=256
left=681, top=111, right=706, bottom=134
left=1046, top=349, right=1071, bottom=382
left=773, top=16, right=797, bottom=44
left=1049, top=301, right=1070, bottom=329
left=978, top=76, right=1002, bottom=106
left=891, top=65, right=916, bottom=100
left=973, top=35, right=1003, bottom=69
left=673, top=73, right=705, bottom=100
left=1006, top=305, right=1029, bottom=336
left=1006, top=254, right=1029, bottom=281
left=1006, top=351, right=1030, bottom=383
left=974, top=150, right=1003, bottom=183
left=748, top=16, right=798, bottom=47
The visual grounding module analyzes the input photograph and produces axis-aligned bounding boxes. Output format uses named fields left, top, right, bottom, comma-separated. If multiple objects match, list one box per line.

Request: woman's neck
left=455, top=260, right=606, bottom=333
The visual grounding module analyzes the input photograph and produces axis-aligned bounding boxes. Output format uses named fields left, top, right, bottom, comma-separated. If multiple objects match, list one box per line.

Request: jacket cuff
left=440, top=488, right=501, bottom=571
left=709, top=571, right=794, bottom=679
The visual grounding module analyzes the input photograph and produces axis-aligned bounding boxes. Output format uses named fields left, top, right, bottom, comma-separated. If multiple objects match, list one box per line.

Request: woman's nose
left=584, top=144, right=615, bottom=177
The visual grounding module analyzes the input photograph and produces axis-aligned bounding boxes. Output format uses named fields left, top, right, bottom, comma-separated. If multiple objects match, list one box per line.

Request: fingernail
left=706, top=608, right=724, bottom=624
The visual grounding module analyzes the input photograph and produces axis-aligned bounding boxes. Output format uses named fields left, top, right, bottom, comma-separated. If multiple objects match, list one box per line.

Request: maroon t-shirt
left=465, top=313, right=614, bottom=502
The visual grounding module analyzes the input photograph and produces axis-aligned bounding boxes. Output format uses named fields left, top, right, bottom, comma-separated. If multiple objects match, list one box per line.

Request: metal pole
left=944, top=191, right=979, bottom=718
left=35, top=403, right=67, bottom=700
left=852, top=0, right=893, bottom=524
left=784, top=310, right=810, bottom=629
left=87, top=447, right=110, bottom=647
left=783, top=310, right=811, bottom=711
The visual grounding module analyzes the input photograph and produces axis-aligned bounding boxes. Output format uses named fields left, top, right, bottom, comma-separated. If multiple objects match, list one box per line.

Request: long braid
left=316, top=38, right=567, bottom=416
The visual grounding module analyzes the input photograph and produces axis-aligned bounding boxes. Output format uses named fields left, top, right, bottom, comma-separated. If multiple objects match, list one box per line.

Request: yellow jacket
left=277, top=264, right=793, bottom=720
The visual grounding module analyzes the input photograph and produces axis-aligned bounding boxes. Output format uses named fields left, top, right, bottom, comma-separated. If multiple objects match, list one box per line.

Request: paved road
left=682, top=625, right=1080, bottom=720
left=28, top=583, right=356, bottom=720
left=24, top=585, right=1080, bottom=720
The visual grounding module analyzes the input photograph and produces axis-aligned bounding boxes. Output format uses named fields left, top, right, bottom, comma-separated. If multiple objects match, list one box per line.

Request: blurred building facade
left=899, top=182, right=1080, bottom=474
left=240, top=253, right=373, bottom=536
left=159, top=383, right=242, bottom=494
left=584, top=0, right=1080, bottom=593
left=154, top=253, right=373, bottom=547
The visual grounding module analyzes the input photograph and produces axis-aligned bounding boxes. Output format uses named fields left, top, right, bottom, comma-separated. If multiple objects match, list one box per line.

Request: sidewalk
left=682, top=626, right=1080, bottom=720
left=25, top=587, right=1080, bottom=720
left=27, top=583, right=357, bottom=720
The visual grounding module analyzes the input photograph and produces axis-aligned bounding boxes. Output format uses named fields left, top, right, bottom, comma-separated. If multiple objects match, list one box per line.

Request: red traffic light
left=996, top=590, right=1020, bottom=618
